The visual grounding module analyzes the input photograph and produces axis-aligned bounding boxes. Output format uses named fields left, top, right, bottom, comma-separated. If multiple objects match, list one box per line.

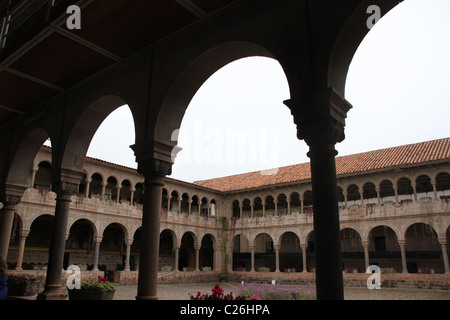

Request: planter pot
left=68, top=288, right=115, bottom=300
left=8, top=280, right=40, bottom=296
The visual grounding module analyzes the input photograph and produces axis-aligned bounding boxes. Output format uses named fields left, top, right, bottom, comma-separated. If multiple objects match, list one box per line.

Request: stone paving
left=113, top=283, right=450, bottom=300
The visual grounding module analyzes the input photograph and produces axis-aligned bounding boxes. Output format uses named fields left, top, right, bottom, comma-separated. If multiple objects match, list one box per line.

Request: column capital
left=137, top=158, right=173, bottom=177
left=1, top=183, right=28, bottom=207
left=52, top=168, right=84, bottom=196
left=284, top=88, right=352, bottom=149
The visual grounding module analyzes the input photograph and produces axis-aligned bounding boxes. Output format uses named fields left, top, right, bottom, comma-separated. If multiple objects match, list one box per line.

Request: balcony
left=21, top=187, right=218, bottom=227
left=232, top=196, right=450, bottom=229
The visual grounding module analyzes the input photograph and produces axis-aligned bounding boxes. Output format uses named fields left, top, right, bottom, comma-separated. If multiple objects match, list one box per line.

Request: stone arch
left=279, top=231, right=302, bottom=272
left=60, top=96, right=135, bottom=172
left=1, top=128, right=50, bottom=198
left=328, top=0, right=402, bottom=95
left=154, top=41, right=286, bottom=150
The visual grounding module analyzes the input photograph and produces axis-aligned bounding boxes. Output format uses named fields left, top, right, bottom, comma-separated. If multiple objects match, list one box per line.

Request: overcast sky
left=86, top=0, right=450, bottom=183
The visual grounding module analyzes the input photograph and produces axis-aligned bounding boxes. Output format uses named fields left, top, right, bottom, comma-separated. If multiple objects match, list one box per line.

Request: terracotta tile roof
left=193, top=138, right=450, bottom=192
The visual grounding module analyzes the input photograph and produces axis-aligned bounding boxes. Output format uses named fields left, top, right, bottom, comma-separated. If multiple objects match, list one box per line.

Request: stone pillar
left=134, top=158, right=171, bottom=300
left=194, top=244, right=200, bottom=271
left=213, top=245, right=219, bottom=272
left=398, top=239, right=408, bottom=274
left=431, top=180, right=438, bottom=201
left=412, top=183, right=418, bottom=202
left=101, top=182, right=106, bottom=201
left=0, top=185, right=27, bottom=262
left=274, top=244, right=280, bottom=272
left=439, top=238, right=449, bottom=273
left=274, top=200, right=278, bottom=216
left=116, top=186, right=121, bottom=204
left=287, top=199, right=291, bottom=215
left=250, top=202, right=254, bottom=218
left=92, top=236, right=102, bottom=271
left=174, top=242, right=181, bottom=272
left=38, top=170, right=82, bottom=300
left=130, top=188, right=135, bottom=206
left=15, top=229, right=30, bottom=271
left=30, top=168, right=37, bottom=188
left=376, top=187, right=381, bottom=206
left=0, top=197, right=20, bottom=260
left=250, top=245, right=256, bottom=272
left=343, top=190, right=348, bottom=209
left=393, top=186, right=399, bottom=204
left=124, top=238, right=133, bottom=271
left=362, top=240, right=370, bottom=272
left=300, top=243, right=308, bottom=273
left=84, top=179, right=91, bottom=198
left=285, top=88, right=351, bottom=300
left=178, top=198, right=182, bottom=214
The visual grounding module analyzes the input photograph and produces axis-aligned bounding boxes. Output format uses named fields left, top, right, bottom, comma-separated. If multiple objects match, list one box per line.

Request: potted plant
left=0, top=257, right=7, bottom=300
left=7, top=273, right=41, bottom=296
left=68, top=275, right=115, bottom=300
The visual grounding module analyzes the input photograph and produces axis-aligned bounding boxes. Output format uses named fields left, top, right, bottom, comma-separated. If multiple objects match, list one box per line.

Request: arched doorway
left=279, top=232, right=301, bottom=272
left=405, top=223, right=442, bottom=273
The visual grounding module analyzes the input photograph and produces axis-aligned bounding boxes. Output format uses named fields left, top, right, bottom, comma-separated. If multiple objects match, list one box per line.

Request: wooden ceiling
left=0, top=0, right=239, bottom=125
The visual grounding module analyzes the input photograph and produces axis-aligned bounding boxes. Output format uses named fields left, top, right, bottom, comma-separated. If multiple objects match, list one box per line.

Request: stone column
left=213, top=245, right=219, bottom=272
left=174, top=242, right=181, bottom=272
left=101, top=182, right=107, bottom=201
left=38, top=170, right=82, bottom=300
left=177, top=198, right=182, bottom=214
left=431, top=180, right=438, bottom=201
left=116, top=186, right=121, bottom=204
left=274, top=200, right=278, bottom=216
left=0, top=195, right=21, bottom=260
left=300, top=243, right=308, bottom=273
left=84, top=179, right=91, bottom=198
left=343, top=190, right=348, bottom=209
left=274, top=244, right=280, bottom=272
left=376, top=187, right=381, bottom=206
left=250, top=202, right=254, bottom=218
left=393, top=186, right=399, bottom=204
left=285, top=88, right=352, bottom=300
left=15, top=229, right=30, bottom=271
left=130, top=187, right=135, bottom=206
left=30, top=168, right=37, bottom=188
left=194, top=244, right=200, bottom=271
left=362, top=240, right=370, bottom=272
left=92, top=236, right=102, bottom=271
left=439, top=238, right=449, bottom=273
left=398, top=239, right=408, bottom=274
left=287, top=199, right=291, bottom=215
left=124, top=238, right=133, bottom=271
left=250, top=245, right=256, bottom=272
left=412, top=183, right=418, bottom=202
left=135, top=158, right=171, bottom=300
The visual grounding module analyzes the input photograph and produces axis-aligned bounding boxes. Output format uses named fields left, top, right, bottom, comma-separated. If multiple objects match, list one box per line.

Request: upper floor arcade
left=20, top=138, right=450, bottom=230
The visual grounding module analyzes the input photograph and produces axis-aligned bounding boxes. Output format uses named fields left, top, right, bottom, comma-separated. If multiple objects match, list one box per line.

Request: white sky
left=86, top=0, right=450, bottom=183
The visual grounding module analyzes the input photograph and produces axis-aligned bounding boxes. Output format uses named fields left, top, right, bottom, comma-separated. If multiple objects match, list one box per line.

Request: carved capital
left=0, top=183, right=27, bottom=207
left=284, top=88, right=352, bottom=149
left=138, top=158, right=172, bottom=177
left=51, top=168, right=84, bottom=196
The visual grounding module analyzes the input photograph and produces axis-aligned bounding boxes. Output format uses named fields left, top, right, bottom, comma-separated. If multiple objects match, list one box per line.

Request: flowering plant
left=7, top=273, right=40, bottom=284
left=189, top=284, right=245, bottom=300
left=80, top=276, right=115, bottom=291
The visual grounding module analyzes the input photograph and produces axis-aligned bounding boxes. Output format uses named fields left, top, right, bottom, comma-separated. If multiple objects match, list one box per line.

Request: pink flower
left=252, top=294, right=262, bottom=300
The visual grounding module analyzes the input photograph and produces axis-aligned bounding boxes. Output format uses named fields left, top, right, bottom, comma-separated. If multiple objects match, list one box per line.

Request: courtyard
left=112, top=283, right=450, bottom=300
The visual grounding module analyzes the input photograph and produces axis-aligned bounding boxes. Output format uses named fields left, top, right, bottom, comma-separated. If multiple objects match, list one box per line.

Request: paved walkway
left=113, top=283, right=450, bottom=300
